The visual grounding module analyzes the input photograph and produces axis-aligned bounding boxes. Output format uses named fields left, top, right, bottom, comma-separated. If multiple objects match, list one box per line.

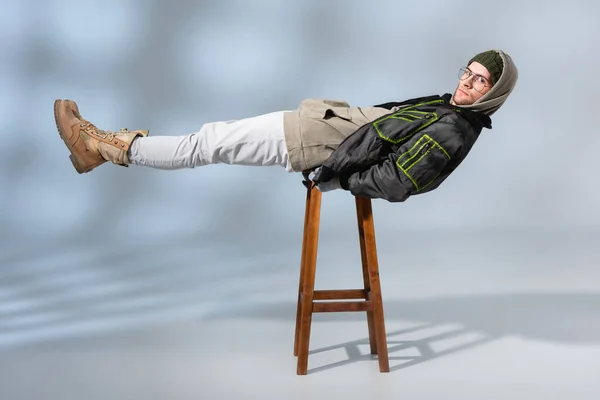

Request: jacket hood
left=454, top=50, right=518, bottom=116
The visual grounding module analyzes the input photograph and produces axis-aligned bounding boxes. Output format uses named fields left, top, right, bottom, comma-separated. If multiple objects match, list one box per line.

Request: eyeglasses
left=458, top=67, right=491, bottom=93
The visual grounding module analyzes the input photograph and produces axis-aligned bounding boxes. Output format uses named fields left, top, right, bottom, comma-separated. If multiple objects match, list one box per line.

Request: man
left=54, top=49, right=518, bottom=202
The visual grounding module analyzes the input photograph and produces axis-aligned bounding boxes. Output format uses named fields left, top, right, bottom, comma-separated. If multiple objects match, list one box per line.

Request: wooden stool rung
left=313, top=301, right=372, bottom=313
left=313, top=289, right=367, bottom=300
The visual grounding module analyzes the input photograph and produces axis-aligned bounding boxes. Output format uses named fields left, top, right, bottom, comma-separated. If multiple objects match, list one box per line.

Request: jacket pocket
left=299, top=99, right=351, bottom=119
left=323, top=106, right=353, bottom=122
left=374, top=109, right=439, bottom=145
left=321, top=106, right=361, bottom=137
left=396, top=134, right=451, bottom=192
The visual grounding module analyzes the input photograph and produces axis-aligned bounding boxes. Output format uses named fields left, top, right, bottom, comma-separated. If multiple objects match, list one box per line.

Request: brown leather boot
left=53, top=99, right=149, bottom=174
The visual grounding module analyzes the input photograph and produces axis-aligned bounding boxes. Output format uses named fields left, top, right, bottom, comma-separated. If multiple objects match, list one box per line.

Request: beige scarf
left=455, top=50, right=519, bottom=116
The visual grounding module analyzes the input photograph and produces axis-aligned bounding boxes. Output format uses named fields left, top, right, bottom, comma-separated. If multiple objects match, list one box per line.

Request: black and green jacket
left=312, top=94, right=492, bottom=202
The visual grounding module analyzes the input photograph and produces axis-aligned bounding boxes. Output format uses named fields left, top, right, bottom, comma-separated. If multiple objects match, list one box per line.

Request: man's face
left=451, top=61, right=494, bottom=105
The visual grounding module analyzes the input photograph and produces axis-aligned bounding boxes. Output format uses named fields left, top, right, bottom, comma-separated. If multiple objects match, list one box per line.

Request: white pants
left=128, top=111, right=294, bottom=172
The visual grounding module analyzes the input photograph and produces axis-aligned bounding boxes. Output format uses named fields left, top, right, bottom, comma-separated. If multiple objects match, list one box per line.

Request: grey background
left=1, top=0, right=599, bottom=399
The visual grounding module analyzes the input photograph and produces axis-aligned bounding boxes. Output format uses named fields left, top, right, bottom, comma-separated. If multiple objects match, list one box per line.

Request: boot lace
left=79, top=122, right=129, bottom=142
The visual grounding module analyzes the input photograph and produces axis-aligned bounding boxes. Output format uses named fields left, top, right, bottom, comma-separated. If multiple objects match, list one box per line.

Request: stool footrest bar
left=313, top=301, right=372, bottom=313
left=313, top=289, right=367, bottom=300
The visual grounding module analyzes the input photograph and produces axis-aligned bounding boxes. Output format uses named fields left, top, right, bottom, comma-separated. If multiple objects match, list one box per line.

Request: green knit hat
left=469, top=50, right=504, bottom=85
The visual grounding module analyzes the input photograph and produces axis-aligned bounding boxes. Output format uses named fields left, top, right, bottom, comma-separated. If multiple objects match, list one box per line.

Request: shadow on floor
left=209, top=292, right=600, bottom=373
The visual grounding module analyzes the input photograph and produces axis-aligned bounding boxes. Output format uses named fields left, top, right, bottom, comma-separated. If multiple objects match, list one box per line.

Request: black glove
left=308, top=167, right=342, bottom=192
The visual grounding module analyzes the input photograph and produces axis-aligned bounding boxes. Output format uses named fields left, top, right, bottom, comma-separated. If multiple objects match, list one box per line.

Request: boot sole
left=53, top=99, right=104, bottom=174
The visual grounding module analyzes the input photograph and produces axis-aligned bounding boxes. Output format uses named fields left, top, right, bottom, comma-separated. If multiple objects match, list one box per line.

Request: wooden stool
left=293, top=182, right=390, bottom=375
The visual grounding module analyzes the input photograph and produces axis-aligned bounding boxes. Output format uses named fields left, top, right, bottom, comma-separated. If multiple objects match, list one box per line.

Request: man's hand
left=316, top=176, right=341, bottom=192
left=309, top=167, right=342, bottom=192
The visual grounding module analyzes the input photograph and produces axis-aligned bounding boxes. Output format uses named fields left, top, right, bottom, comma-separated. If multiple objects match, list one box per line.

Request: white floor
left=1, top=228, right=600, bottom=399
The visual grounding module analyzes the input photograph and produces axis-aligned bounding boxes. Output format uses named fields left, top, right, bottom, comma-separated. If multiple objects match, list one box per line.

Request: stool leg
left=294, top=184, right=313, bottom=356
left=296, top=185, right=322, bottom=375
left=356, top=197, right=377, bottom=355
left=357, top=197, right=390, bottom=373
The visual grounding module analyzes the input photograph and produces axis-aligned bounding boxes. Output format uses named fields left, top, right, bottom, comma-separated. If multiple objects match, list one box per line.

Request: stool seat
left=293, top=183, right=389, bottom=375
